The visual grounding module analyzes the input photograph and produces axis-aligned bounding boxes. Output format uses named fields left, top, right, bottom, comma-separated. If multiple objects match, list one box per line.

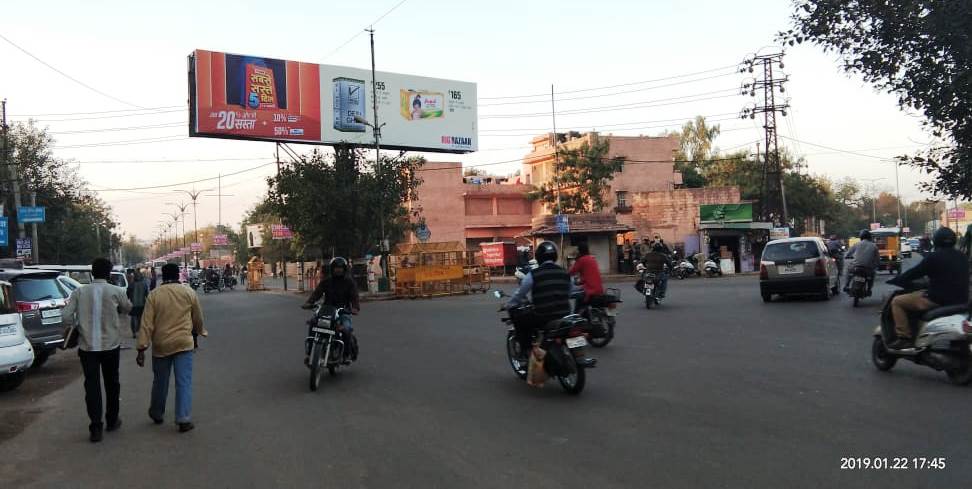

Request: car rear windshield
left=763, top=241, right=820, bottom=261
left=12, top=277, right=67, bottom=302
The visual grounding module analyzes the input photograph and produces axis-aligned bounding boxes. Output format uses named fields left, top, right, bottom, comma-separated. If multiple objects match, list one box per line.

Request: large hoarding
left=189, top=49, right=477, bottom=153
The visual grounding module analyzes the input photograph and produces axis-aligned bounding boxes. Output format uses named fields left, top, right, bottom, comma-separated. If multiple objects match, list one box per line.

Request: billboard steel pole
left=369, top=27, right=389, bottom=280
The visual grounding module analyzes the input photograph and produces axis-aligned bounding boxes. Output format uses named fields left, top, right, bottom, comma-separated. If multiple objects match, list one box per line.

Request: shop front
left=698, top=203, right=772, bottom=274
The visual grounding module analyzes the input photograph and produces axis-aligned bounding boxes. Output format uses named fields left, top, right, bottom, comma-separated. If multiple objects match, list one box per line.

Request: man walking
left=136, top=263, right=207, bottom=433
left=62, top=258, right=133, bottom=442
left=127, top=270, right=149, bottom=338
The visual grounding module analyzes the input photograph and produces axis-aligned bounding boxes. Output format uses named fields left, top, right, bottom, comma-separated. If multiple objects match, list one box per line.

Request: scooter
left=673, top=258, right=696, bottom=280
left=871, top=284, right=972, bottom=385
left=703, top=253, right=722, bottom=278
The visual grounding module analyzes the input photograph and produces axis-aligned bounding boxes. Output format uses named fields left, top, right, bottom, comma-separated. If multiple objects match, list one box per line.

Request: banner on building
left=189, top=49, right=477, bottom=153
left=271, top=224, right=293, bottom=240
left=700, top=203, right=753, bottom=224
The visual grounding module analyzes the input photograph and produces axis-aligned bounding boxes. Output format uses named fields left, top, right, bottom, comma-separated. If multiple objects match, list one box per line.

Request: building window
left=616, top=191, right=628, bottom=208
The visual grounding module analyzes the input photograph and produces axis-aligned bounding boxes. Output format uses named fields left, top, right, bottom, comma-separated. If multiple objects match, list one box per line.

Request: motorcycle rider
left=886, top=227, right=970, bottom=349
left=302, top=257, right=360, bottom=363
left=507, top=241, right=594, bottom=367
left=568, top=242, right=604, bottom=309
left=843, top=230, right=879, bottom=294
left=640, top=242, right=673, bottom=299
left=826, top=234, right=844, bottom=277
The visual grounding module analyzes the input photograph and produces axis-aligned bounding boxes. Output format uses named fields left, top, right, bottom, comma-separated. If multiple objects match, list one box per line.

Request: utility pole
left=2, top=99, right=26, bottom=243
left=30, top=191, right=38, bottom=263
left=368, top=27, right=388, bottom=278
left=741, top=53, right=789, bottom=226
left=550, top=83, right=565, bottom=261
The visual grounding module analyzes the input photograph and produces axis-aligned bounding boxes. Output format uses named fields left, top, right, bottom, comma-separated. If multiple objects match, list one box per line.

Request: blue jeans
left=658, top=272, right=669, bottom=298
left=150, top=350, right=193, bottom=423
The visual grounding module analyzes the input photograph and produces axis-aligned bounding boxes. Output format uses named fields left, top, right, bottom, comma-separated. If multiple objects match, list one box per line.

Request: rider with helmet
left=886, top=227, right=970, bottom=349
left=507, top=241, right=595, bottom=367
left=302, top=257, right=360, bottom=363
left=639, top=242, right=673, bottom=300
left=843, top=229, right=880, bottom=294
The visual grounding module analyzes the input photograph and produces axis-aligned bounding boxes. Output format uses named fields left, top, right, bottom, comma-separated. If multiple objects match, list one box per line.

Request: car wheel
left=32, top=349, right=51, bottom=368
left=761, top=291, right=772, bottom=303
left=0, top=371, right=27, bottom=391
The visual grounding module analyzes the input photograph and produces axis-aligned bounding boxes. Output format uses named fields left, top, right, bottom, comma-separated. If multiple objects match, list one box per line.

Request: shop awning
left=700, top=222, right=774, bottom=230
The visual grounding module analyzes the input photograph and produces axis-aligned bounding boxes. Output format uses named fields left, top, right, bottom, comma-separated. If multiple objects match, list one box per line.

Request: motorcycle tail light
left=759, top=264, right=768, bottom=280
left=962, top=320, right=972, bottom=334
left=814, top=259, right=827, bottom=277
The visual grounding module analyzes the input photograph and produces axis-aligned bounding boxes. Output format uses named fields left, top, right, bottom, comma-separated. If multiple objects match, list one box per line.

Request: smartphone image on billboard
left=225, top=54, right=288, bottom=110
left=401, top=89, right=445, bottom=121
left=333, top=77, right=366, bottom=132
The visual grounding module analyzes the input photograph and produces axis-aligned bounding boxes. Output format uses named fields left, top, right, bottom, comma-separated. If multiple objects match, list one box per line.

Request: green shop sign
left=700, top=203, right=753, bottom=223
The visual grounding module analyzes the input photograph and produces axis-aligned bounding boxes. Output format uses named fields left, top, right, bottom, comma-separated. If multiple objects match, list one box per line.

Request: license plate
left=311, top=327, right=335, bottom=335
left=605, top=309, right=617, bottom=317
left=565, top=336, right=587, bottom=348
left=853, top=276, right=866, bottom=282
left=41, top=309, right=61, bottom=319
left=780, top=264, right=803, bottom=274
left=0, top=324, right=16, bottom=336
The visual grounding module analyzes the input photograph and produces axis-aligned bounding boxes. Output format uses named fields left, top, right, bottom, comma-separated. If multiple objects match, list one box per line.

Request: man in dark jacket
left=302, top=257, right=360, bottom=362
left=507, top=241, right=593, bottom=367
left=887, top=227, right=970, bottom=349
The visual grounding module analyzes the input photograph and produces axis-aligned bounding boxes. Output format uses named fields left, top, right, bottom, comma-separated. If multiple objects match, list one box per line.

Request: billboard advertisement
left=245, top=224, right=265, bottom=249
left=190, top=49, right=477, bottom=153
left=271, top=224, right=293, bottom=240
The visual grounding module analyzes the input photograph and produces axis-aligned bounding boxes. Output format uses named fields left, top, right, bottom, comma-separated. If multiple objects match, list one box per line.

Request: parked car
left=907, top=237, right=921, bottom=252
left=0, top=268, right=70, bottom=368
left=0, top=280, right=34, bottom=391
left=56, top=275, right=84, bottom=294
left=759, top=237, right=840, bottom=303
left=110, top=271, right=128, bottom=289
left=25, top=264, right=94, bottom=284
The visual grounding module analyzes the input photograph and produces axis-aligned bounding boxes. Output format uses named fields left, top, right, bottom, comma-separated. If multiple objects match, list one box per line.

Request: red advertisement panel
left=481, top=242, right=515, bottom=267
left=192, top=49, right=321, bottom=142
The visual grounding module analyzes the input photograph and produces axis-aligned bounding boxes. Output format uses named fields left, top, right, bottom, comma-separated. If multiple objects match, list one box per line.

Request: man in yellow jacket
left=136, top=263, right=207, bottom=433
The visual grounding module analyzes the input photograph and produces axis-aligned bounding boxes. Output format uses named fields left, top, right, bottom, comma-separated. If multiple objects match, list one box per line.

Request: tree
left=673, top=116, right=720, bottom=188
left=784, top=1, right=972, bottom=199
left=265, top=146, right=424, bottom=258
left=2, top=121, right=120, bottom=263
left=121, top=236, right=147, bottom=265
left=529, top=135, right=624, bottom=213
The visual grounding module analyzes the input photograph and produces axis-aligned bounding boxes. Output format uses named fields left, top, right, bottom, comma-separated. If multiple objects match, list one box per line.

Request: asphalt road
left=1, top=261, right=970, bottom=488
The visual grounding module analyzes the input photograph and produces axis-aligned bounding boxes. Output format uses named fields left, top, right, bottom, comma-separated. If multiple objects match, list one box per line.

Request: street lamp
left=172, top=188, right=214, bottom=245
left=860, top=177, right=887, bottom=224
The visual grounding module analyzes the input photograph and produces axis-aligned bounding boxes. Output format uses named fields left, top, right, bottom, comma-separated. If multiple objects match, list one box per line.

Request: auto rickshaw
left=871, top=227, right=902, bottom=274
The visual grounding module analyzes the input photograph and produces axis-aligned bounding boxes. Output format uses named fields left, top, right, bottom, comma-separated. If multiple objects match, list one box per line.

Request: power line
left=480, top=120, right=752, bottom=138
left=55, top=135, right=187, bottom=149
left=10, top=105, right=183, bottom=117
left=480, top=91, right=739, bottom=119
left=14, top=108, right=185, bottom=123
left=0, top=32, right=144, bottom=109
left=320, top=0, right=409, bottom=61
left=480, top=112, right=739, bottom=133
left=49, top=122, right=186, bottom=135
left=88, top=161, right=276, bottom=191
left=479, top=64, right=740, bottom=100
left=71, top=156, right=268, bottom=165
left=777, top=135, right=895, bottom=161
left=478, top=71, right=738, bottom=107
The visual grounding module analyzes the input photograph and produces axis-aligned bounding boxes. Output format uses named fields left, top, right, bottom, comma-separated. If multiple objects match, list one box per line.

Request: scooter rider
left=507, top=241, right=595, bottom=367
left=886, top=227, right=970, bottom=349
left=302, top=257, right=360, bottom=363
left=844, top=230, right=879, bottom=294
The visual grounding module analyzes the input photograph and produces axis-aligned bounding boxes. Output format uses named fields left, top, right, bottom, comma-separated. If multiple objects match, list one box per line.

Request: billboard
left=17, top=206, right=45, bottom=223
left=271, top=224, right=293, bottom=240
left=190, top=49, right=477, bottom=153
left=245, top=224, right=265, bottom=248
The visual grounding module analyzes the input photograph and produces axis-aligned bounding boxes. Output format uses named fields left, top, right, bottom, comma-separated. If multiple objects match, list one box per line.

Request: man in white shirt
left=62, top=258, right=133, bottom=443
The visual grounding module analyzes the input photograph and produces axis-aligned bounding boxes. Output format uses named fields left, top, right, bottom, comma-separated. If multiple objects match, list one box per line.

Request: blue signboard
left=555, top=214, right=569, bottom=234
left=17, top=206, right=45, bottom=223
left=0, top=217, right=7, bottom=246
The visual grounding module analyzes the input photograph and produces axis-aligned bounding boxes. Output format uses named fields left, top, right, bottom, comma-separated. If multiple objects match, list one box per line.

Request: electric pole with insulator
left=740, top=52, right=789, bottom=226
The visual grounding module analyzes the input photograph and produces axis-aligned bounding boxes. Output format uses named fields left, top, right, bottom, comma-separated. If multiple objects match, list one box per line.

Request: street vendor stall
left=390, top=241, right=489, bottom=298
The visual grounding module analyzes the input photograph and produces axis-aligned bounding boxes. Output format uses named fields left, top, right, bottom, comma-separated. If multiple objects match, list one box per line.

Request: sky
left=0, top=0, right=938, bottom=243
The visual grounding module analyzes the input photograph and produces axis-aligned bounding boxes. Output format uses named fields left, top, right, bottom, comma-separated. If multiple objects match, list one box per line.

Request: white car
left=0, top=280, right=35, bottom=391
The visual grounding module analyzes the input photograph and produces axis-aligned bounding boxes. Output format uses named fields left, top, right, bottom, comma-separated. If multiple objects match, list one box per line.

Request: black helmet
left=329, top=257, right=349, bottom=277
left=932, top=227, right=957, bottom=248
left=859, top=230, right=872, bottom=241
left=535, top=241, right=558, bottom=264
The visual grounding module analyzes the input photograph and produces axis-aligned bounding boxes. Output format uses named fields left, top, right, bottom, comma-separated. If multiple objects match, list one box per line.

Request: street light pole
left=367, top=27, right=389, bottom=279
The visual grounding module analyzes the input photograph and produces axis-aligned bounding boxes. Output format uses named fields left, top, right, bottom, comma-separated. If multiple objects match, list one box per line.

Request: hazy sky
left=1, top=0, right=935, bottom=242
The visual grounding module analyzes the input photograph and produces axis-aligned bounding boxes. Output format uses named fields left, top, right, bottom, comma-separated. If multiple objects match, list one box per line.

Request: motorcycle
left=302, top=303, right=357, bottom=392
left=494, top=290, right=592, bottom=395
left=635, top=263, right=663, bottom=309
left=703, top=253, right=722, bottom=278
left=871, top=284, right=972, bottom=385
left=673, top=258, right=696, bottom=280
left=847, top=265, right=872, bottom=307
left=223, top=274, right=237, bottom=290
left=202, top=274, right=221, bottom=294
left=576, top=288, right=622, bottom=348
